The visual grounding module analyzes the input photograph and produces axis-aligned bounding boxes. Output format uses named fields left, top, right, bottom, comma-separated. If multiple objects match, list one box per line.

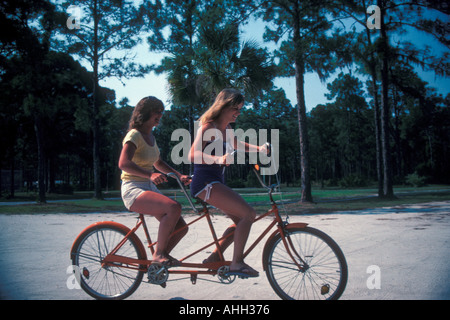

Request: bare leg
left=197, top=183, right=258, bottom=276
left=130, top=191, right=187, bottom=264
left=164, top=218, right=188, bottom=254
left=203, top=223, right=236, bottom=263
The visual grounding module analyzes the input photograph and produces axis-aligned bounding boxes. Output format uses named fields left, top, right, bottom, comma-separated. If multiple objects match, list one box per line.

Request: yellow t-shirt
left=120, top=129, right=160, bottom=182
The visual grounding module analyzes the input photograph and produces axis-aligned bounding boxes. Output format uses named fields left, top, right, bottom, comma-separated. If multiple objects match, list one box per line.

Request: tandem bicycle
left=70, top=163, right=348, bottom=300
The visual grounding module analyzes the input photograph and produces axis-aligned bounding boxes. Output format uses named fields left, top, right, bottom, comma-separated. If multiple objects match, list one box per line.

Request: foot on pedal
left=225, top=266, right=259, bottom=279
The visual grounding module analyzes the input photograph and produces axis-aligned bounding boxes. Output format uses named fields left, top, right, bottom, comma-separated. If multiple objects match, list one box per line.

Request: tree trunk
left=378, top=0, right=394, bottom=198
left=362, top=0, right=384, bottom=198
left=295, top=64, right=313, bottom=202
left=34, top=114, right=46, bottom=203
left=92, top=0, right=103, bottom=200
left=9, top=156, right=15, bottom=198
left=371, top=72, right=384, bottom=197
left=293, top=15, right=313, bottom=203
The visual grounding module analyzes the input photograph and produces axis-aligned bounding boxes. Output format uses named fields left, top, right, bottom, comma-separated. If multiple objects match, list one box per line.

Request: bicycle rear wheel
left=263, top=226, right=347, bottom=300
left=70, top=222, right=146, bottom=300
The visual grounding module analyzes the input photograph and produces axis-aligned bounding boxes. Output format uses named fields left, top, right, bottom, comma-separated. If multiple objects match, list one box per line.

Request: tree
left=0, top=0, right=60, bottom=202
left=337, top=0, right=385, bottom=196
left=257, top=0, right=351, bottom=202
left=326, top=73, right=373, bottom=181
left=194, top=22, right=275, bottom=101
left=58, top=0, right=147, bottom=199
left=376, top=0, right=448, bottom=197
left=389, top=63, right=450, bottom=184
left=145, top=0, right=210, bottom=172
left=309, top=74, right=373, bottom=188
left=334, top=0, right=449, bottom=197
left=147, top=0, right=275, bottom=103
left=247, top=88, right=298, bottom=185
left=146, top=0, right=276, bottom=174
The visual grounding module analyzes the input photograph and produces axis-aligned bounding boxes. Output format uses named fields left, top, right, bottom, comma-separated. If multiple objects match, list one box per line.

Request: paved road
left=0, top=201, right=449, bottom=300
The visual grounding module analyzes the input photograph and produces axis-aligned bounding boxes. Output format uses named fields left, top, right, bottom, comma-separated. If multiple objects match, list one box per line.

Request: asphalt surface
left=0, top=201, right=449, bottom=300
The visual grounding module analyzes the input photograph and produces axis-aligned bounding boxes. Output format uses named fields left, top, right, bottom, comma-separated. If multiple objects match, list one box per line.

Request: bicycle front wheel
left=70, top=222, right=146, bottom=300
left=263, top=226, right=348, bottom=300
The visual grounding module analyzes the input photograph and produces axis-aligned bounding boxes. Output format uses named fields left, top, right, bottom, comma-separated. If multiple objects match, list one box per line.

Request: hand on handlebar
left=166, top=172, right=192, bottom=186
left=218, top=151, right=235, bottom=166
left=180, top=175, right=192, bottom=186
left=259, top=143, right=271, bottom=155
left=150, top=172, right=168, bottom=185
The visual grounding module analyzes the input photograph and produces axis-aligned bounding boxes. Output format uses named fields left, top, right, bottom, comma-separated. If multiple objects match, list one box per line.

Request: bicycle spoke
left=72, top=226, right=145, bottom=300
left=264, top=227, right=347, bottom=300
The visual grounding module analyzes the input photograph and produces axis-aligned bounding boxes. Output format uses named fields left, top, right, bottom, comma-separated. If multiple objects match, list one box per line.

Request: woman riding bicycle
left=119, top=96, right=191, bottom=266
left=189, top=88, right=268, bottom=278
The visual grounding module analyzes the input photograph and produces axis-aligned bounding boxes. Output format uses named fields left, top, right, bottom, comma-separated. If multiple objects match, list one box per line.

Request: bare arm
left=188, top=123, right=225, bottom=164
left=119, top=142, right=170, bottom=185
left=154, top=158, right=191, bottom=185
left=226, top=125, right=267, bottom=153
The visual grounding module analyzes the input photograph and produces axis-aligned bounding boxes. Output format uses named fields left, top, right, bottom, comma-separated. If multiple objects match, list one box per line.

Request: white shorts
left=121, top=180, right=162, bottom=211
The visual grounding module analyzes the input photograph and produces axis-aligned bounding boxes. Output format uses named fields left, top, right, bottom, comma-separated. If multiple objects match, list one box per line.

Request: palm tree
left=194, top=23, right=275, bottom=103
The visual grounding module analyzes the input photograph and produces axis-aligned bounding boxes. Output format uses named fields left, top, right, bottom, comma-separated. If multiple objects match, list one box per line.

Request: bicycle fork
left=280, top=227, right=309, bottom=272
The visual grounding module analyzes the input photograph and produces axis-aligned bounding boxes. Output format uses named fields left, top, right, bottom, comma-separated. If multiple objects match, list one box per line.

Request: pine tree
left=58, top=0, right=147, bottom=199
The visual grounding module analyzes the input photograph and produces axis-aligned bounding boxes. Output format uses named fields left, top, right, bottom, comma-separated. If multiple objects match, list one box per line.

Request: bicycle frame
left=101, top=168, right=308, bottom=278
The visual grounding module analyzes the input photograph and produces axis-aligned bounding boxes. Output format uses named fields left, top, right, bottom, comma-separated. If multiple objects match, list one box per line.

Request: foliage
left=146, top=0, right=276, bottom=110
left=405, top=172, right=427, bottom=188
left=58, top=0, right=148, bottom=80
left=0, top=0, right=449, bottom=201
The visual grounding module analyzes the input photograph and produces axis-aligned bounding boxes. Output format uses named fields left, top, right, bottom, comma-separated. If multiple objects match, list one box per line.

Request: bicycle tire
left=263, top=226, right=348, bottom=300
left=70, top=221, right=147, bottom=300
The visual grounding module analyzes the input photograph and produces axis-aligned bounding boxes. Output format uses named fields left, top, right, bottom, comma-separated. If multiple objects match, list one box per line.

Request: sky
left=100, top=11, right=449, bottom=112
left=100, top=18, right=342, bottom=110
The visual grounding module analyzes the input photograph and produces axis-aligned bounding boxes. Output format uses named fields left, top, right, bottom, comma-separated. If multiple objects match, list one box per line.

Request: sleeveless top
left=190, top=140, right=227, bottom=198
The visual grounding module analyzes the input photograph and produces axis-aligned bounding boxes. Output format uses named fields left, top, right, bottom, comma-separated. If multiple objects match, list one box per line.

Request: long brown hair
left=128, top=96, right=164, bottom=131
left=198, top=88, right=244, bottom=124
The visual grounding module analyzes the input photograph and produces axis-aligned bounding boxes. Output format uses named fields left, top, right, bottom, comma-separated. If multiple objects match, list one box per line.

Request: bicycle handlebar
left=264, top=142, right=272, bottom=157
left=166, top=172, right=198, bottom=213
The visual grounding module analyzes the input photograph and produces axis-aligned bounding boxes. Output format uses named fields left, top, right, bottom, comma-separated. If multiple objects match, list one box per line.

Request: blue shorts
left=190, top=165, right=224, bottom=200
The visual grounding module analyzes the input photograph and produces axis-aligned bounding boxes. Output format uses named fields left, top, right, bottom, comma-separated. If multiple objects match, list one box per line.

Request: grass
left=281, top=191, right=450, bottom=215
left=0, top=185, right=449, bottom=215
left=0, top=198, right=127, bottom=215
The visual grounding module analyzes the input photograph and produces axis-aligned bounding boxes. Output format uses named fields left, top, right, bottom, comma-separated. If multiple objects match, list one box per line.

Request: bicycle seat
left=194, top=197, right=208, bottom=207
